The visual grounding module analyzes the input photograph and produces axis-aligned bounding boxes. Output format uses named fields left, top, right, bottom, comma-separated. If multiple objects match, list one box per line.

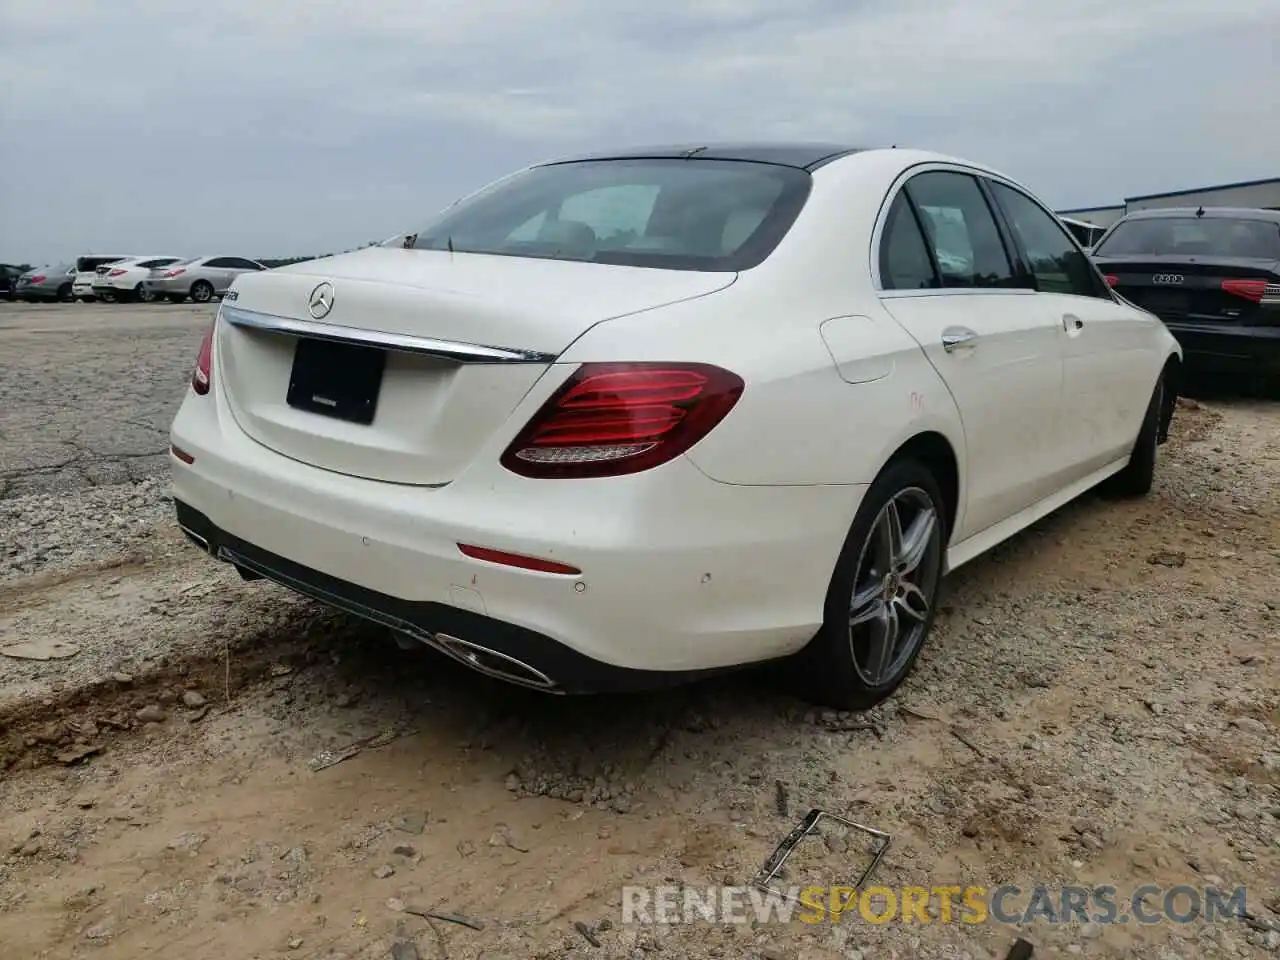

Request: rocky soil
left=1, top=303, right=1278, bottom=959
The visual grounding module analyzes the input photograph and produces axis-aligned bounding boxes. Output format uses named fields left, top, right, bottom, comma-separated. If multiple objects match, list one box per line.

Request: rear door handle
left=941, top=328, right=979, bottom=352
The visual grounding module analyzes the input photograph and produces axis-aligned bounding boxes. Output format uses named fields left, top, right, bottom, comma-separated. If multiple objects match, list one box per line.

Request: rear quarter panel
left=555, top=265, right=967, bottom=490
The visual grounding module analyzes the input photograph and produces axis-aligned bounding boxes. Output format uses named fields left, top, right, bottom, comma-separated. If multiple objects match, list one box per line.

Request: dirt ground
left=1, top=302, right=1278, bottom=960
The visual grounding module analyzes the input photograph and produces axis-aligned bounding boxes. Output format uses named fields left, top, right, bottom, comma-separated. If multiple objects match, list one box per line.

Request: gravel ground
left=0, top=300, right=1278, bottom=960
left=0, top=300, right=211, bottom=501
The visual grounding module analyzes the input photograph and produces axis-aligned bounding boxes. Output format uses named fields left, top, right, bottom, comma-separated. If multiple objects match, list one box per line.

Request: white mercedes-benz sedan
left=168, top=143, right=1182, bottom=709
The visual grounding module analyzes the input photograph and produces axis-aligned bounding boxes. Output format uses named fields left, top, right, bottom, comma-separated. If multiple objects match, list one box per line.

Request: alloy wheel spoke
left=850, top=583, right=885, bottom=627
left=896, top=505, right=937, bottom=575
left=894, top=581, right=931, bottom=623
left=862, top=603, right=900, bottom=683
left=878, top=499, right=904, bottom=567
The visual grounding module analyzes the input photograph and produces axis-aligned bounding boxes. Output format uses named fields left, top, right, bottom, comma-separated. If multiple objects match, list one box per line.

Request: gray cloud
left=2, top=0, right=1277, bottom=264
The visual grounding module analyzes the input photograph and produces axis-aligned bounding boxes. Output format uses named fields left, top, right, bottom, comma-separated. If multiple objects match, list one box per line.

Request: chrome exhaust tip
left=431, top=632, right=557, bottom=691
left=179, top=524, right=211, bottom=553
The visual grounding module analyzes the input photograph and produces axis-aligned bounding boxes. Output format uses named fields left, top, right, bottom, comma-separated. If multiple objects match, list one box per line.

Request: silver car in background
left=16, top=263, right=77, bottom=301
left=145, top=256, right=268, bottom=303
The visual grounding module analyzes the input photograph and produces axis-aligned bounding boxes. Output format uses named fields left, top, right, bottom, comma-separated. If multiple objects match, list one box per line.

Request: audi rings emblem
left=1151, top=274, right=1184, bottom=285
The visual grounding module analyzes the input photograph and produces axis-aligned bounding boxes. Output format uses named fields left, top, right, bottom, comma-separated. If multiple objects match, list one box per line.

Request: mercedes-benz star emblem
left=308, top=281, right=334, bottom=319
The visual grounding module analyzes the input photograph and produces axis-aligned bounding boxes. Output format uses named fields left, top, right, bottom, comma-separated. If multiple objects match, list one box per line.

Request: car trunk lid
left=1094, top=255, right=1280, bottom=324
left=214, top=246, right=735, bottom=485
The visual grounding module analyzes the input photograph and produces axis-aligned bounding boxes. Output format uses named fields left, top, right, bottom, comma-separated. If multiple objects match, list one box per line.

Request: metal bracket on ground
left=751, top=807, right=891, bottom=907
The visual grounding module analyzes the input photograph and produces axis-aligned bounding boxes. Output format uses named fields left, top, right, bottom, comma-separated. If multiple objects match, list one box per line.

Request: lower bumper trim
left=174, top=499, right=750, bottom=695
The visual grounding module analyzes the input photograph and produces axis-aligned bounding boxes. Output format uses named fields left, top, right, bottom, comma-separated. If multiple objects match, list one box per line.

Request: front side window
left=1095, top=216, right=1280, bottom=260
left=903, top=172, right=1017, bottom=289
left=411, top=158, right=813, bottom=272
left=987, top=181, right=1108, bottom=299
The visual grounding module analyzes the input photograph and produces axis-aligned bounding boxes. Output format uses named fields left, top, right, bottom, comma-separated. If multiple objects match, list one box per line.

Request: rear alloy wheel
left=135, top=283, right=157, bottom=303
left=190, top=280, right=214, bottom=304
left=790, top=458, right=946, bottom=710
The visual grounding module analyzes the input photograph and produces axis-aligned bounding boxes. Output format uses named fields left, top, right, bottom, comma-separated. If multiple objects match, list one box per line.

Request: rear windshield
left=1095, top=216, right=1280, bottom=259
left=410, top=158, right=812, bottom=271
left=76, top=256, right=125, bottom=271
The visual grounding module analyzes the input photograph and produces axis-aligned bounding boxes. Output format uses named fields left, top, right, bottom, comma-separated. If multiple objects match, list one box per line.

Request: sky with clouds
left=2, top=0, right=1278, bottom=265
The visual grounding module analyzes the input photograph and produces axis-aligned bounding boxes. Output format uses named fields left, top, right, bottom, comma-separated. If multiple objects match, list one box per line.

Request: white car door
left=983, top=178, right=1161, bottom=476
left=875, top=169, right=1068, bottom=541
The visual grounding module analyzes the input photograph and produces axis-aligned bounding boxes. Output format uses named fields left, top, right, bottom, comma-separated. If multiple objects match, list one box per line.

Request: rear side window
left=986, top=181, right=1109, bottom=299
left=903, top=172, right=1017, bottom=289
left=138, top=258, right=179, bottom=268
left=879, top=193, right=938, bottom=290
left=1096, top=216, right=1280, bottom=259
left=411, top=158, right=812, bottom=272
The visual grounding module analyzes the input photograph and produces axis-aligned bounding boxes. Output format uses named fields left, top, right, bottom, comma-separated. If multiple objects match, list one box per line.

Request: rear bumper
left=1163, top=321, right=1280, bottom=376
left=176, top=499, right=751, bottom=693
left=168, top=384, right=863, bottom=693
left=93, top=277, right=143, bottom=293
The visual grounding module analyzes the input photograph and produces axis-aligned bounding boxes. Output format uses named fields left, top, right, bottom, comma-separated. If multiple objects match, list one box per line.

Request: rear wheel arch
left=1158, top=352, right=1181, bottom=444
left=877, top=430, right=961, bottom=545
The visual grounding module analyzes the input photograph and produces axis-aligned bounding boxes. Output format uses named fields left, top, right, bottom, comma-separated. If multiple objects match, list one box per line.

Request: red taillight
left=457, top=543, right=581, bottom=575
left=29, top=274, right=46, bottom=284
left=191, top=323, right=214, bottom=395
left=107, top=268, right=127, bottom=277
left=1221, top=278, right=1267, bottom=302
left=500, top=362, right=744, bottom=479
left=165, top=268, right=186, bottom=278
left=1103, top=274, right=1119, bottom=287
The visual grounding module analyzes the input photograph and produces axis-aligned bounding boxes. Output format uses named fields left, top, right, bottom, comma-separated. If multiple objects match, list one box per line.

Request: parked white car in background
left=168, top=143, right=1181, bottom=709
left=91, top=255, right=185, bottom=302
left=72, top=254, right=132, bottom=301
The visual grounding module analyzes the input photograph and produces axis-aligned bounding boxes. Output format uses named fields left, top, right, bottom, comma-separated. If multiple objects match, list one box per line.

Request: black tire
left=1101, top=375, right=1163, bottom=499
left=101, top=290, right=117, bottom=303
left=787, top=458, right=948, bottom=711
left=190, top=280, right=214, bottom=304
left=57, top=283, right=73, bottom=302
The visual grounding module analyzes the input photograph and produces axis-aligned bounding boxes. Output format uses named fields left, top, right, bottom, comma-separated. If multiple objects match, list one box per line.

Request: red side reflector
left=457, top=543, right=581, bottom=576
left=1221, top=278, right=1267, bottom=302
left=1103, top=274, right=1119, bottom=287
left=170, top=444, right=195, bottom=464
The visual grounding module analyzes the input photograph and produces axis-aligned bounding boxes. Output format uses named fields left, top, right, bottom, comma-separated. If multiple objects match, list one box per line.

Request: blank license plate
left=286, top=337, right=386, bottom=425
left=1140, top=291, right=1189, bottom=314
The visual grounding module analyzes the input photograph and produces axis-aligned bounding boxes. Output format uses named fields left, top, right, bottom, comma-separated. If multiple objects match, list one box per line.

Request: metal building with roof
left=1057, top=176, right=1280, bottom=233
